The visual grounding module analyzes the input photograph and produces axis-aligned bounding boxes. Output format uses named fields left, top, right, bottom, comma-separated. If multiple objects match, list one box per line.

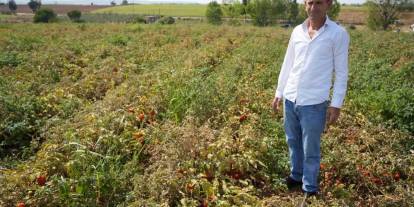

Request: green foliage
left=328, top=0, right=341, bottom=20
left=107, top=34, right=130, bottom=46
left=28, top=0, right=41, bottom=13
left=247, top=0, right=271, bottom=26
left=398, top=0, right=414, bottom=11
left=270, top=0, right=287, bottom=20
left=366, top=1, right=382, bottom=30
left=206, top=1, right=223, bottom=25
left=0, top=51, right=21, bottom=67
left=287, top=0, right=299, bottom=23
left=366, top=0, right=401, bottom=30
left=157, top=16, right=175, bottom=24
left=33, top=8, right=57, bottom=23
left=7, top=0, right=17, bottom=13
left=296, top=3, right=308, bottom=24
left=67, top=10, right=82, bottom=22
left=247, top=0, right=288, bottom=26
left=222, top=0, right=244, bottom=19
left=133, top=15, right=146, bottom=24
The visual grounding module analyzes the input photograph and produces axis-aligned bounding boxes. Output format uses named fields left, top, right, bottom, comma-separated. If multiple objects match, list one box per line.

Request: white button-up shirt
left=275, top=16, right=350, bottom=108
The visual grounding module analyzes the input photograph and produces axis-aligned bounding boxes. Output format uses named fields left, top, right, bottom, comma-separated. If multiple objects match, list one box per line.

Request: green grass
left=0, top=14, right=11, bottom=21
left=93, top=4, right=207, bottom=17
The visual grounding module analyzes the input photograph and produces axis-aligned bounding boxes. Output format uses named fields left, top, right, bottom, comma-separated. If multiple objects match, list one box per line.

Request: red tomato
left=239, top=114, right=247, bottom=122
left=37, top=175, right=46, bottom=186
left=16, top=202, right=25, bottom=207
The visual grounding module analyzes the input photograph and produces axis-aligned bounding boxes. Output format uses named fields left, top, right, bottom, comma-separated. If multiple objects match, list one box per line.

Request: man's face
left=305, top=0, right=331, bottom=20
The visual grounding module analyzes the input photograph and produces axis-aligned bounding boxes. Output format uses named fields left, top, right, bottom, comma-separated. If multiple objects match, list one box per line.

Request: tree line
left=206, top=0, right=414, bottom=30
left=1, top=0, right=413, bottom=30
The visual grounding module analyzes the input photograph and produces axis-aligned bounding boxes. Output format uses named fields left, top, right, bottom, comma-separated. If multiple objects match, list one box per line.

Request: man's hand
left=272, top=97, right=282, bottom=113
left=326, top=107, right=340, bottom=125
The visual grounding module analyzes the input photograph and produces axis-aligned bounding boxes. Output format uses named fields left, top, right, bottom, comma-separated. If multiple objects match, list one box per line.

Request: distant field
left=340, top=5, right=367, bottom=12
left=93, top=4, right=414, bottom=26
left=93, top=4, right=366, bottom=17
left=93, top=4, right=207, bottom=17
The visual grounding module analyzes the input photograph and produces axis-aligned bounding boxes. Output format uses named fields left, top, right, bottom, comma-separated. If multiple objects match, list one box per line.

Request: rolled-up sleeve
left=275, top=34, right=295, bottom=98
left=330, top=29, right=350, bottom=108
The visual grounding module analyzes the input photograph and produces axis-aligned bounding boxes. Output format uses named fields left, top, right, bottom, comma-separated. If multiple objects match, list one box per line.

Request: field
left=0, top=21, right=413, bottom=207
left=93, top=4, right=207, bottom=17
left=93, top=4, right=367, bottom=16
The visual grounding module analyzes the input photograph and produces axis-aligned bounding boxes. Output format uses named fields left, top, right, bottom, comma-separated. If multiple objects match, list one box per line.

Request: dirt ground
left=338, top=10, right=414, bottom=26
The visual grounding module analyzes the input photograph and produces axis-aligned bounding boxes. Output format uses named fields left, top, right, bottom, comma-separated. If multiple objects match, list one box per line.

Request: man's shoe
left=300, top=191, right=319, bottom=207
left=303, top=191, right=318, bottom=197
left=285, top=176, right=302, bottom=191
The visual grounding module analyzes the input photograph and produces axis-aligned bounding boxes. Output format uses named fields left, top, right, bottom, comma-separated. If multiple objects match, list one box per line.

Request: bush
left=157, top=16, right=175, bottom=24
left=206, top=1, right=223, bottom=25
left=67, top=10, right=82, bottom=22
left=33, top=8, right=57, bottom=23
left=134, top=15, right=146, bottom=24
left=366, top=0, right=400, bottom=30
left=107, top=34, right=130, bottom=46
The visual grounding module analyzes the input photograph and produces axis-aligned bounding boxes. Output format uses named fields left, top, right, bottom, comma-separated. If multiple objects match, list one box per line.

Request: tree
left=33, top=8, right=56, bottom=23
left=327, top=0, right=341, bottom=20
left=8, top=0, right=17, bottom=14
left=28, top=0, right=41, bottom=13
left=206, top=1, right=223, bottom=25
left=287, top=0, right=299, bottom=23
left=399, top=0, right=414, bottom=11
left=122, top=0, right=128, bottom=5
left=67, top=10, right=81, bottom=22
left=222, top=0, right=244, bottom=24
left=241, top=0, right=249, bottom=22
left=110, top=1, right=116, bottom=6
left=247, top=0, right=272, bottom=26
left=270, top=0, right=287, bottom=20
left=367, top=0, right=402, bottom=30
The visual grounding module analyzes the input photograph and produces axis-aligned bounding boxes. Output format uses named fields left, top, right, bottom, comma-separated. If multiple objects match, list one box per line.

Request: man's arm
left=327, top=29, right=350, bottom=124
left=273, top=34, right=295, bottom=112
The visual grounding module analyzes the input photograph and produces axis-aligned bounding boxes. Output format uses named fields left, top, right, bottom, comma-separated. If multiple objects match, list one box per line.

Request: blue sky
left=7, top=0, right=366, bottom=5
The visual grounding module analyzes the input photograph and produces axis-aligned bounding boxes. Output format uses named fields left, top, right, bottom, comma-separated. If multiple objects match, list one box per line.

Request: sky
left=6, top=0, right=367, bottom=5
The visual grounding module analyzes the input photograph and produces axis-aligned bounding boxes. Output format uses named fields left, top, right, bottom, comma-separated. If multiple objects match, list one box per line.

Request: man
left=272, top=0, right=349, bottom=200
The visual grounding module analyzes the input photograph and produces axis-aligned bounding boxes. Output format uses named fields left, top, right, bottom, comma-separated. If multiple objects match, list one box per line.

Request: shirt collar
left=302, top=15, right=332, bottom=32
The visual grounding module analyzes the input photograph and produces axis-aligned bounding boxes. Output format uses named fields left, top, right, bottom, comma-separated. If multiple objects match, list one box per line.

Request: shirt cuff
left=275, top=90, right=283, bottom=98
left=330, top=98, right=343, bottom=108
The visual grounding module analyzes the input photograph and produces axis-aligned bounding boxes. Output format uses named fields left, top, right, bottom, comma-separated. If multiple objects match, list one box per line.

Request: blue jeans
left=283, top=98, right=328, bottom=192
